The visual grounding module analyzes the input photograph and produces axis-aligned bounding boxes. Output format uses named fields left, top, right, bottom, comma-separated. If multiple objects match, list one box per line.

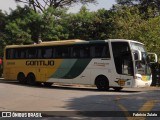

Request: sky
left=68, top=0, right=117, bottom=13
left=0, top=0, right=117, bottom=13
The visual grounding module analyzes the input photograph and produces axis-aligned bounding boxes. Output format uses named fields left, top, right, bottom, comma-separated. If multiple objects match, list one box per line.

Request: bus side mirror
left=148, top=53, right=158, bottom=63
left=133, top=50, right=142, bottom=61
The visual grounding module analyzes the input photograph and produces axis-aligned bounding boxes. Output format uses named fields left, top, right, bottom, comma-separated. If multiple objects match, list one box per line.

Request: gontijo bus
left=3, top=39, right=157, bottom=91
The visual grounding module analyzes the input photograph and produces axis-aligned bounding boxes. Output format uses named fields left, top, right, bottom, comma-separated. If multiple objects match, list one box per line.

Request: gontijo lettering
left=26, top=60, right=54, bottom=66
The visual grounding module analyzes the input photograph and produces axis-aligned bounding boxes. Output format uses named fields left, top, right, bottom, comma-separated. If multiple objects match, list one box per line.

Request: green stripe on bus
left=51, top=59, right=77, bottom=78
left=61, top=59, right=91, bottom=79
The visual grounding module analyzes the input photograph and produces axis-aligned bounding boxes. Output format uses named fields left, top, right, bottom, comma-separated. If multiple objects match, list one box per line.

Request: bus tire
left=113, top=87, right=123, bottom=91
left=17, top=72, right=26, bottom=84
left=43, top=82, right=53, bottom=87
left=95, top=76, right=109, bottom=91
left=27, top=73, right=36, bottom=86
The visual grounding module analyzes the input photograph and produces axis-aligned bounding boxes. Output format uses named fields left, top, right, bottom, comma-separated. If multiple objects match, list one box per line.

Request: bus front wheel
left=95, top=76, right=109, bottom=91
left=17, top=73, right=26, bottom=84
left=27, top=73, right=36, bottom=85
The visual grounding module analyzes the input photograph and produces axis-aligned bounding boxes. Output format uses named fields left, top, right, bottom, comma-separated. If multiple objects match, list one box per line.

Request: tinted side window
left=91, top=43, right=110, bottom=58
left=6, top=49, right=14, bottom=59
left=71, top=46, right=81, bottom=58
left=42, top=47, right=53, bottom=59
left=7, top=47, right=54, bottom=59
left=55, top=46, right=70, bottom=58
left=71, top=45, right=91, bottom=58
left=6, top=48, right=26, bottom=59
left=14, top=48, right=26, bottom=59
left=26, top=48, right=37, bottom=59
left=81, top=45, right=90, bottom=58
left=36, top=47, right=54, bottom=59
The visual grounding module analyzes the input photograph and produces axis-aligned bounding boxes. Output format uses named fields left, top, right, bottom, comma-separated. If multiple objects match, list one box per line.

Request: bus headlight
left=134, top=74, right=142, bottom=80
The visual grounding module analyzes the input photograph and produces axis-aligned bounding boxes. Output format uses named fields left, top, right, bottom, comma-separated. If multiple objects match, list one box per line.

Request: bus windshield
left=130, top=42, right=151, bottom=75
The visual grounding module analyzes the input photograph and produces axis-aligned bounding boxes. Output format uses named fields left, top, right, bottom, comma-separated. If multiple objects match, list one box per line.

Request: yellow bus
left=3, top=39, right=157, bottom=91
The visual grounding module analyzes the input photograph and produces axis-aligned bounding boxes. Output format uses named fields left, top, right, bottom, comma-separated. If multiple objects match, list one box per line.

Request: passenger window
left=43, top=48, right=52, bottom=58
left=71, top=46, right=80, bottom=58
left=15, top=48, right=26, bottom=59
left=6, top=49, right=14, bottom=59
left=78, top=46, right=90, bottom=58
left=37, top=48, right=42, bottom=59
left=94, top=46, right=103, bottom=57
left=71, top=45, right=91, bottom=58
left=91, top=43, right=110, bottom=58
left=102, top=45, right=110, bottom=58
left=55, top=46, right=70, bottom=58
left=27, top=48, right=37, bottom=59
left=20, top=49, right=26, bottom=59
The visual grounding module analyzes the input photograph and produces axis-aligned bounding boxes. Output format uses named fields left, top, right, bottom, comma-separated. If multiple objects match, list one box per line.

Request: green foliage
left=110, top=4, right=160, bottom=62
left=65, top=6, right=114, bottom=40
left=5, top=6, right=69, bottom=44
left=2, top=5, right=114, bottom=44
left=0, top=10, right=7, bottom=56
left=65, top=6, right=95, bottom=40
left=5, top=6, right=33, bottom=44
left=116, top=0, right=160, bottom=19
left=110, top=5, right=144, bottom=39
left=116, top=0, right=135, bottom=6
left=137, top=17, right=160, bottom=59
left=90, top=9, right=114, bottom=40
left=40, top=7, right=69, bottom=41
left=0, top=0, right=160, bottom=62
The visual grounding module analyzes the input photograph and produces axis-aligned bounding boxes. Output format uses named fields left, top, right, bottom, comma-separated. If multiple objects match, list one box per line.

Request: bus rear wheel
left=17, top=73, right=26, bottom=84
left=95, top=76, right=109, bottom=91
left=27, top=73, right=36, bottom=86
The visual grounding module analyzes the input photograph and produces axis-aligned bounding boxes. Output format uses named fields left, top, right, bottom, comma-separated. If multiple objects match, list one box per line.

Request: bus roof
left=5, top=39, right=85, bottom=48
left=108, top=39, right=144, bottom=45
left=5, top=39, right=143, bottom=48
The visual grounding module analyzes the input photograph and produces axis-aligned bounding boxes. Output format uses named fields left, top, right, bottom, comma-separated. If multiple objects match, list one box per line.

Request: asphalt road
left=0, top=79, right=160, bottom=120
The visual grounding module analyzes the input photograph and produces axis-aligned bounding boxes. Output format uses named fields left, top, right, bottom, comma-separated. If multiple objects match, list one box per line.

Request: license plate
left=118, top=79, right=125, bottom=86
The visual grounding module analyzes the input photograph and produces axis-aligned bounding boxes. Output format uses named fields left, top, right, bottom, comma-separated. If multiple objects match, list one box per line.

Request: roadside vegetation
left=0, top=0, right=160, bottom=61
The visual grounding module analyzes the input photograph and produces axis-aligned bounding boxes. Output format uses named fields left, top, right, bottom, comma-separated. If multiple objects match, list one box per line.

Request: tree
left=15, top=0, right=97, bottom=13
left=137, top=16, right=160, bottom=58
left=65, top=6, right=95, bottom=40
left=0, top=10, right=7, bottom=56
left=138, top=0, right=160, bottom=18
left=64, top=6, right=114, bottom=40
left=110, top=5, right=144, bottom=40
left=110, top=4, right=160, bottom=61
left=0, top=10, right=6, bottom=44
left=116, top=0, right=135, bottom=6
left=5, top=6, right=70, bottom=44
left=91, top=9, right=114, bottom=40
left=5, top=6, right=33, bottom=44
left=40, top=7, right=69, bottom=41
left=116, top=0, right=160, bottom=19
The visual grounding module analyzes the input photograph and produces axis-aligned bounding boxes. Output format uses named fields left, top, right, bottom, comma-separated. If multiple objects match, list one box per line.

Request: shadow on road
left=0, top=79, right=145, bottom=93
left=40, top=90, right=160, bottom=119
left=1, top=79, right=160, bottom=120
left=63, top=92, right=160, bottom=119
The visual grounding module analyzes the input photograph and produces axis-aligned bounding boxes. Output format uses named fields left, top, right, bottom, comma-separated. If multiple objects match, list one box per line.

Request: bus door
left=112, top=42, right=134, bottom=87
